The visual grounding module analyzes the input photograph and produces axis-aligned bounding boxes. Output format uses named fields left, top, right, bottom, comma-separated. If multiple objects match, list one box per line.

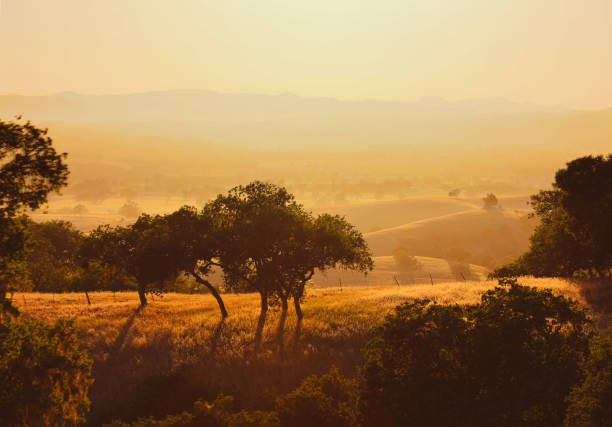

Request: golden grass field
left=12, top=277, right=593, bottom=425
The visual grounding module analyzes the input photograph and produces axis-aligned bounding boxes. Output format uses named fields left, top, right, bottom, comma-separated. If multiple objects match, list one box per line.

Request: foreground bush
left=108, top=394, right=279, bottom=427
left=0, top=317, right=93, bottom=426
left=276, top=367, right=359, bottom=427
left=564, top=335, right=612, bottom=426
left=361, top=279, right=593, bottom=427
left=108, top=367, right=358, bottom=427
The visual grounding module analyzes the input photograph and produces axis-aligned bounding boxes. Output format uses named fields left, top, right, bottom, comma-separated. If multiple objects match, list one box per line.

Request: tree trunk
left=254, top=292, right=268, bottom=348
left=191, top=272, right=228, bottom=318
left=137, top=283, right=148, bottom=307
left=293, top=291, right=303, bottom=320
left=85, top=290, right=91, bottom=305
left=277, top=295, right=288, bottom=353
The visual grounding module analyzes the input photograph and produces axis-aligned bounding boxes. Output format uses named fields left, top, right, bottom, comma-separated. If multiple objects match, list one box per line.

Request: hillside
left=314, top=195, right=530, bottom=232
left=312, top=255, right=489, bottom=286
left=365, top=208, right=537, bottom=268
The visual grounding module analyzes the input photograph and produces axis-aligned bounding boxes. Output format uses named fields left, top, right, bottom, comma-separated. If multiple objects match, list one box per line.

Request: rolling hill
left=312, top=255, right=490, bottom=287
left=364, top=207, right=537, bottom=268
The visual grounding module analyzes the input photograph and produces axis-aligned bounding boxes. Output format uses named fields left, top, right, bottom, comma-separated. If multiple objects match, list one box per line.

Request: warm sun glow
left=1, top=0, right=612, bottom=108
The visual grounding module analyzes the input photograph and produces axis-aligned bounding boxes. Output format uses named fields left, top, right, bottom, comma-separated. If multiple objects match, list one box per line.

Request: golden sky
left=1, top=0, right=611, bottom=108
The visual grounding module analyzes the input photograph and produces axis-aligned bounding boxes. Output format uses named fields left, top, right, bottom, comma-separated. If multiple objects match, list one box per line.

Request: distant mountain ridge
left=0, top=90, right=569, bottom=124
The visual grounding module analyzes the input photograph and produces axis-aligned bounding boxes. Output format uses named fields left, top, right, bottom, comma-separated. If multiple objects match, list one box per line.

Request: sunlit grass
left=12, top=277, right=585, bottom=424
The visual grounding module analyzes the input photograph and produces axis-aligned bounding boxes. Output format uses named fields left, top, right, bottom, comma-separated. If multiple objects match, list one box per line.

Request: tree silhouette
left=482, top=193, right=498, bottom=208
left=0, top=118, right=69, bottom=316
left=204, top=182, right=303, bottom=345
left=159, top=206, right=228, bottom=318
left=493, top=154, right=612, bottom=279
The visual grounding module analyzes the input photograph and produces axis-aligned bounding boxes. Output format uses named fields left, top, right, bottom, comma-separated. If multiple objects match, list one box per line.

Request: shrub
left=361, top=279, right=593, bottom=427
left=564, top=335, right=612, bottom=426
left=107, top=395, right=279, bottom=427
left=361, top=300, right=471, bottom=427
left=276, top=367, right=359, bottom=427
left=392, top=246, right=422, bottom=273
left=0, top=317, right=93, bottom=426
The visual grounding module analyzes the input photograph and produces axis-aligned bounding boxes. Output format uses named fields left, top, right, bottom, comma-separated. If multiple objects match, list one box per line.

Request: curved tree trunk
left=254, top=292, right=268, bottom=348
left=84, top=290, right=91, bottom=305
left=190, top=272, right=228, bottom=318
left=137, top=283, right=148, bottom=307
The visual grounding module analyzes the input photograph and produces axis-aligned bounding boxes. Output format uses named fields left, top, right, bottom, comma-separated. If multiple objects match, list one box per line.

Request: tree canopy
left=361, top=278, right=593, bottom=427
left=492, top=154, right=612, bottom=279
left=0, top=118, right=69, bottom=316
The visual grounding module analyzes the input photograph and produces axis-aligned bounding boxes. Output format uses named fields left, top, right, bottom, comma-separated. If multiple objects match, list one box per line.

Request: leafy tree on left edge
left=0, top=117, right=69, bottom=316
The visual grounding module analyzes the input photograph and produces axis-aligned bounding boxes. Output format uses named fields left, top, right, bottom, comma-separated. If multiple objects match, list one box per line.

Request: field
left=14, top=277, right=588, bottom=425
left=312, top=255, right=490, bottom=286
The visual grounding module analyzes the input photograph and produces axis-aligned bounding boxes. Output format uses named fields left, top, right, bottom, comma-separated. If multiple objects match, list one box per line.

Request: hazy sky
left=1, top=0, right=611, bottom=108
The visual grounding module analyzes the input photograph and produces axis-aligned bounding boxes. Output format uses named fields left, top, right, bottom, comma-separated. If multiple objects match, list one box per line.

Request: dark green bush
left=361, top=279, right=593, bottom=427
left=0, top=317, right=93, bottom=426
left=106, top=394, right=280, bottom=427
left=564, top=335, right=612, bottom=426
left=361, top=300, right=471, bottom=427
left=275, top=367, right=359, bottom=427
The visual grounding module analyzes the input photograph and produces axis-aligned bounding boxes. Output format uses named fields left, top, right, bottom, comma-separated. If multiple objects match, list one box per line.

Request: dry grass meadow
left=12, top=278, right=597, bottom=425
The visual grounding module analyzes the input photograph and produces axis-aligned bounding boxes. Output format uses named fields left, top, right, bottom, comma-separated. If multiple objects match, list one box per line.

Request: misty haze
left=1, top=1, right=611, bottom=426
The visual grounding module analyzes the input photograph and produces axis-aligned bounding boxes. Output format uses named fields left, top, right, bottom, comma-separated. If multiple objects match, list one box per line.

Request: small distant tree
left=448, top=188, right=461, bottom=198
left=72, top=204, right=89, bottom=215
left=393, top=245, right=421, bottom=273
left=0, top=118, right=69, bottom=316
left=0, top=317, right=93, bottom=426
left=118, top=200, right=140, bottom=218
left=482, top=193, right=498, bottom=208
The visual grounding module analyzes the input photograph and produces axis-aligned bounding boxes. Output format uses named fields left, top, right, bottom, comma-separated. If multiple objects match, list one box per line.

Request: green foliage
left=79, top=216, right=185, bottom=306
left=468, top=279, right=593, bottom=426
left=0, top=317, right=93, bottom=426
left=0, top=117, right=69, bottom=218
left=276, top=367, right=359, bottom=427
left=107, top=368, right=360, bottom=427
left=205, top=181, right=372, bottom=322
left=25, top=219, right=83, bottom=292
left=361, top=299, right=471, bottom=427
left=494, top=154, right=612, bottom=279
left=0, top=118, right=69, bottom=314
left=564, top=335, right=612, bottom=426
left=361, top=278, right=593, bottom=427
left=106, top=394, right=280, bottom=427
